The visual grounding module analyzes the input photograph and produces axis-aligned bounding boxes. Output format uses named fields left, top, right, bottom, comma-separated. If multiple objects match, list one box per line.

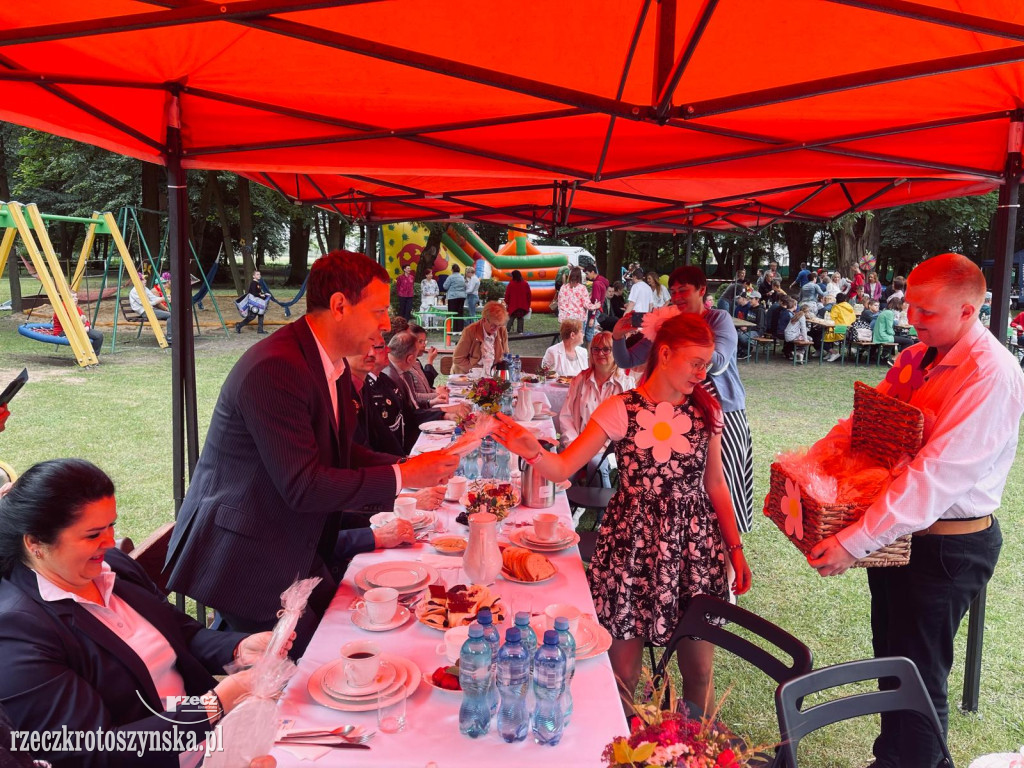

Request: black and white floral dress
left=588, top=390, right=728, bottom=645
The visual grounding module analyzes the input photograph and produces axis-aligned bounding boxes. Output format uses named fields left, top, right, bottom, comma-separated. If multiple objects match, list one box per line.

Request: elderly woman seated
left=453, top=301, right=510, bottom=374
left=0, top=459, right=288, bottom=768
left=558, top=331, right=634, bottom=485
left=541, top=319, right=589, bottom=377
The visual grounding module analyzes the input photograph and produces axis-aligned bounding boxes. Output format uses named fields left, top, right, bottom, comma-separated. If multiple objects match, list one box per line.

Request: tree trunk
left=209, top=172, right=244, bottom=294
left=782, top=223, right=815, bottom=274
left=417, top=224, right=445, bottom=280
left=327, top=214, right=344, bottom=251
left=0, top=130, right=21, bottom=311
left=837, top=213, right=880, bottom=280
left=237, top=175, right=254, bottom=271
left=192, top=174, right=215, bottom=273
left=609, top=230, right=627, bottom=282
left=287, top=207, right=311, bottom=286
left=313, top=210, right=328, bottom=256
left=595, top=230, right=608, bottom=277
left=702, top=233, right=718, bottom=272
left=140, top=162, right=162, bottom=272
left=358, top=224, right=365, bottom=253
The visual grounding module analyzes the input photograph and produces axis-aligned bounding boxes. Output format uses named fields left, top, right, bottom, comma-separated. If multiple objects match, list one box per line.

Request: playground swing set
left=1, top=201, right=169, bottom=367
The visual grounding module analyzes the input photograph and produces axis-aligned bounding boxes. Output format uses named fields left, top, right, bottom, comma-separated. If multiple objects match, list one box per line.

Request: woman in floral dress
left=494, top=313, right=751, bottom=714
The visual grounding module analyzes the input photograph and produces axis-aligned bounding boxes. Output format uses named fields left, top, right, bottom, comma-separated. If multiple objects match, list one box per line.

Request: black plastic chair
left=775, top=657, right=954, bottom=768
left=566, top=442, right=616, bottom=527
left=653, top=594, right=814, bottom=689
left=652, top=595, right=814, bottom=767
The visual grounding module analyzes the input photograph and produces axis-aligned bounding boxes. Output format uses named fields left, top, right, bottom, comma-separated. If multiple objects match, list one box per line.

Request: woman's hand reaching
left=492, top=413, right=543, bottom=458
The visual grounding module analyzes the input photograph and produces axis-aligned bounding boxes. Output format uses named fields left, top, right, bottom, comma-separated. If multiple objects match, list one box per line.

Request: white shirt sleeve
left=589, top=395, right=628, bottom=441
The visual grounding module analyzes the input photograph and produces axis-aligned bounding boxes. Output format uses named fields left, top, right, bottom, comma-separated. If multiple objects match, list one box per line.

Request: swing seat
left=18, top=323, right=71, bottom=346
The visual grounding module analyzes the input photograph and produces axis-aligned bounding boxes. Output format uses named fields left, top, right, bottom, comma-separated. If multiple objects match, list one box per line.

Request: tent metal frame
left=1, top=0, right=1020, bottom=706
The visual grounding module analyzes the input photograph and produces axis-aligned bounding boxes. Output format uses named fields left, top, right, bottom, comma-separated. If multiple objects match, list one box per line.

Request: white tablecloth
left=272, top=419, right=627, bottom=767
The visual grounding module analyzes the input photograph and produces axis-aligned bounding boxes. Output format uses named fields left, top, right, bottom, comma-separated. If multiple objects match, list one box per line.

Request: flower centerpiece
left=603, top=672, right=757, bottom=768
left=466, top=377, right=512, bottom=414
left=455, top=481, right=519, bottom=525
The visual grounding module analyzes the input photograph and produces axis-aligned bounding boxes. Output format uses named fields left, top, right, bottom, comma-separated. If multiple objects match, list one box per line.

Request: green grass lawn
left=0, top=307, right=1021, bottom=767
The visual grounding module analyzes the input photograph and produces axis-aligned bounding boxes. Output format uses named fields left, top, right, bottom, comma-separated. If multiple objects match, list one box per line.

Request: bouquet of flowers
left=454, top=410, right=478, bottom=432
left=466, top=376, right=512, bottom=414
left=455, top=481, right=520, bottom=524
left=603, top=671, right=757, bottom=768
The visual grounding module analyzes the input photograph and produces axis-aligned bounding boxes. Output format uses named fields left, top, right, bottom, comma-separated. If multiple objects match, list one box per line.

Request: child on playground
left=51, top=291, right=104, bottom=355
left=236, top=270, right=269, bottom=334
left=492, top=312, right=750, bottom=716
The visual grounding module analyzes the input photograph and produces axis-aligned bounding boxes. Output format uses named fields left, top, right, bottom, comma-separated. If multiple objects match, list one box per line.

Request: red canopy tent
left=0, top=2, right=1021, bottom=693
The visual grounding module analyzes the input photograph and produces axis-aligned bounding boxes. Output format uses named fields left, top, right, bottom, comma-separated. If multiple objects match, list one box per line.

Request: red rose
left=716, top=748, right=737, bottom=767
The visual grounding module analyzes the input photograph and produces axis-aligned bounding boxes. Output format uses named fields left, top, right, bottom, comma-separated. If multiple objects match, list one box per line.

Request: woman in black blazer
left=0, top=459, right=279, bottom=768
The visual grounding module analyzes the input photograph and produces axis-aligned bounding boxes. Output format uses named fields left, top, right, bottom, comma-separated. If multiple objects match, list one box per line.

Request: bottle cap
left=468, top=623, right=484, bottom=638
left=477, top=607, right=492, bottom=625
left=543, top=630, right=559, bottom=645
left=514, top=611, right=530, bottom=626
left=505, top=627, right=521, bottom=643
left=554, top=617, right=569, bottom=631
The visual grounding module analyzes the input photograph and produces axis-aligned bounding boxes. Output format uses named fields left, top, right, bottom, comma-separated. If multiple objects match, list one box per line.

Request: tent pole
left=166, top=96, right=199, bottom=514
left=962, top=109, right=1021, bottom=714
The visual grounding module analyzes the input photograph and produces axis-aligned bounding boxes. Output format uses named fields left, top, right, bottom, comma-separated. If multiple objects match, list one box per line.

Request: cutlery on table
left=275, top=738, right=371, bottom=750
left=281, top=725, right=360, bottom=739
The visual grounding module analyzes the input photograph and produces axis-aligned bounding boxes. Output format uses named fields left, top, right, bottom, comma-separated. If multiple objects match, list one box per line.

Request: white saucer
left=420, top=420, right=456, bottom=435
left=310, top=654, right=420, bottom=712
left=322, top=659, right=397, bottom=698
left=521, top=525, right=574, bottom=547
left=352, top=605, right=411, bottom=632
left=510, top=527, right=581, bottom=552
left=363, top=561, right=433, bottom=590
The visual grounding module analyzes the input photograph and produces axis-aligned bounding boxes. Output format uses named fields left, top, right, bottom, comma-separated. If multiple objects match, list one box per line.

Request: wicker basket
left=763, top=381, right=924, bottom=567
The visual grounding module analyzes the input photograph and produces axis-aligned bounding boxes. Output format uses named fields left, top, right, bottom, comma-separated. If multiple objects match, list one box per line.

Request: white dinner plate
left=528, top=615, right=609, bottom=660
left=420, top=420, right=456, bottom=435
left=521, top=524, right=574, bottom=547
left=309, top=654, right=420, bottom=712
left=354, top=563, right=438, bottom=595
left=320, top=659, right=397, bottom=698
left=510, top=527, right=581, bottom=552
left=500, top=566, right=556, bottom=585
left=364, top=561, right=431, bottom=590
left=351, top=605, right=411, bottom=632
left=369, top=510, right=434, bottom=530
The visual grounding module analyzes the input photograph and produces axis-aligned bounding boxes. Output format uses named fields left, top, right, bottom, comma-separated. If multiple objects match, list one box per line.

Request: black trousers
left=448, top=298, right=466, bottom=330
left=868, top=518, right=1002, bottom=768
left=215, top=559, right=338, bottom=659
left=237, top=310, right=264, bottom=332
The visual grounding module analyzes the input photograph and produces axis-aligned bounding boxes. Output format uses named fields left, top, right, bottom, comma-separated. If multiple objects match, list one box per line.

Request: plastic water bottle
left=479, top=437, right=498, bottom=479
left=460, top=443, right=480, bottom=480
left=451, top=427, right=465, bottom=476
left=494, top=444, right=511, bottom=481
left=496, top=627, right=531, bottom=743
left=476, top=607, right=500, bottom=716
left=513, top=355, right=522, bottom=383
left=514, top=612, right=538, bottom=668
left=532, top=630, right=566, bottom=746
left=554, top=616, right=576, bottom=726
left=458, top=624, right=492, bottom=738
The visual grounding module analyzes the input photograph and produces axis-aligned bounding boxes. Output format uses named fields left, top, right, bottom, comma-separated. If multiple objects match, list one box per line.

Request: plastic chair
left=653, top=595, right=814, bottom=690
left=652, top=595, right=814, bottom=766
left=775, top=657, right=954, bottom=768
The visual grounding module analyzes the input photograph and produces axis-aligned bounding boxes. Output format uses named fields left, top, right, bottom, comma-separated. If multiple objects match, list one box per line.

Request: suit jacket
left=452, top=321, right=509, bottom=373
left=165, top=317, right=399, bottom=624
left=0, top=550, right=245, bottom=768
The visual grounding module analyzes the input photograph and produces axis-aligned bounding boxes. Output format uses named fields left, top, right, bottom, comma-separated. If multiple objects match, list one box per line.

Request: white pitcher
left=512, top=387, right=534, bottom=421
left=463, top=512, right=502, bottom=585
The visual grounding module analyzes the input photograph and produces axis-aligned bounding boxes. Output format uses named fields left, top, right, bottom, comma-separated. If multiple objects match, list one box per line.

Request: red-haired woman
left=494, top=313, right=751, bottom=716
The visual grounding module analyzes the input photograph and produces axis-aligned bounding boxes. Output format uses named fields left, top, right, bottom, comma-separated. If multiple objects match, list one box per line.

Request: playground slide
left=381, top=222, right=577, bottom=313
left=441, top=223, right=568, bottom=313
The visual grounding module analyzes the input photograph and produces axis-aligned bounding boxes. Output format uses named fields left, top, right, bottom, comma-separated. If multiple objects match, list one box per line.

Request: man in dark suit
left=164, top=250, right=458, bottom=652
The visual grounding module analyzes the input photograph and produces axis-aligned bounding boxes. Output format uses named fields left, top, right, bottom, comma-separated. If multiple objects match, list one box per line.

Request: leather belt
left=914, top=515, right=992, bottom=537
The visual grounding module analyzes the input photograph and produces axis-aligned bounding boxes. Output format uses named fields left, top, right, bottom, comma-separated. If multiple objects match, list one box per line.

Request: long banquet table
left=271, top=411, right=628, bottom=767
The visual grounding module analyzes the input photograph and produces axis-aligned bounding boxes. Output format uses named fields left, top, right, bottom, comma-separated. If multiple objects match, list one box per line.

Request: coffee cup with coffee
left=533, top=513, right=559, bottom=542
left=340, top=640, right=381, bottom=688
left=355, top=587, right=399, bottom=626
